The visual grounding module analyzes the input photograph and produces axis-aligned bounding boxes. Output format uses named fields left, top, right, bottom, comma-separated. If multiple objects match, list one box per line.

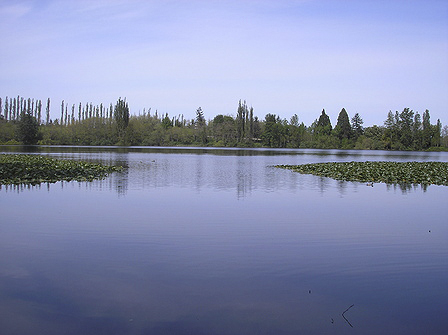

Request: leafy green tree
left=422, top=109, right=432, bottom=149
left=236, top=100, right=246, bottom=142
left=356, top=125, right=384, bottom=150
left=398, top=108, right=414, bottom=148
left=288, top=114, right=301, bottom=147
left=441, top=125, right=448, bottom=148
left=195, top=107, right=207, bottom=144
left=162, top=113, right=173, bottom=129
left=253, top=116, right=261, bottom=140
left=290, top=114, right=299, bottom=127
left=262, top=113, right=286, bottom=147
left=212, top=114, right=236, bottom=145
left=18, top=111, right=40, bottom=144
left=384, top=110, right=400, bottom=149
left=432, top=119, right=442, bottom=147
left=412, top=112, right=422, bottom=150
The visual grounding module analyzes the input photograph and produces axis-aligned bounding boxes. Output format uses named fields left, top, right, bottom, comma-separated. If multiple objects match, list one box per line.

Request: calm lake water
left=1, top=146, right=447, bottom=335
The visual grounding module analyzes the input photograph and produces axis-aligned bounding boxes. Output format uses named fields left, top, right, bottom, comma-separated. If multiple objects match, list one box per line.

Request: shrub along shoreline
left=276, top=161, right=448, bottom=186
left=0, top=154, right=122, bottom=185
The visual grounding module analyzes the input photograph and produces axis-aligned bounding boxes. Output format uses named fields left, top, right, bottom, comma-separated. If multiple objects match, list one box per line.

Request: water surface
left=1, top=146, right=447, bottom=334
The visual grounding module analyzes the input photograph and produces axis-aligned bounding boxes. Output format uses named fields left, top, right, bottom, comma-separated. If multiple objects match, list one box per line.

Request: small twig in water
left=342, top=304, right=354, bottom=328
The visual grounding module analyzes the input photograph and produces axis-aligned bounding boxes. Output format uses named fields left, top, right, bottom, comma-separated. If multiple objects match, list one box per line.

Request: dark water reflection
left=1, top=146, right=448, bottom=335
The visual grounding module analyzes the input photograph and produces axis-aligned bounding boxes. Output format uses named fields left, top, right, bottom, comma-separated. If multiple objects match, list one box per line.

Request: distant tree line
left=0, top=96, right=446, bottom=150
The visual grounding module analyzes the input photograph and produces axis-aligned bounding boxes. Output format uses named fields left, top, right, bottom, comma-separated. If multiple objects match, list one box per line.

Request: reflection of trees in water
left=236, top=158, right=253, bottom=199
left=387, top=182, right=428, bottom=193
left=0, top=183, right=49, bottom=193
left=317, top=176, right=331, bottom=194
left=337, top=180, right=349, bottom=195
left=195, top=156, right=204, bottom=192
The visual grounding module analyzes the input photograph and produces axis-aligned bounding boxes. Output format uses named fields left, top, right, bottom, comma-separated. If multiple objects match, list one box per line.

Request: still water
left=1, top=146, right=447, bottom=335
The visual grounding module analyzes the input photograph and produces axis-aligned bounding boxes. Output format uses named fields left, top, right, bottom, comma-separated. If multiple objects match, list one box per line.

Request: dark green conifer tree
left=334, top=108, right=351, bottom=140
left=351, top=112, right=364, bottom=139
left=316, top=109, right=332, bottom=136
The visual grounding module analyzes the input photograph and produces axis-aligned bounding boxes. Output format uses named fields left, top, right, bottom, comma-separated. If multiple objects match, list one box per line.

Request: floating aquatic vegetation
left=275, top=161, right=448, bottom=186
left=0, top=154, right=123, bottom=185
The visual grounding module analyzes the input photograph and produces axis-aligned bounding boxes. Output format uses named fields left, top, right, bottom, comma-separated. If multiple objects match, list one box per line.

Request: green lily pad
left=275, top=161, right=448, bottom=186
left=0, top=154, right=123, bottom=185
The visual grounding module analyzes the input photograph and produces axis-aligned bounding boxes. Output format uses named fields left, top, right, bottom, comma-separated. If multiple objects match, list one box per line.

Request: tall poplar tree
left=412, top=112, right=422, bottom=150
left=37, top=100, right=42, bottom=124
left=4, top=96, right=8, bottom=120
left=46, top=98, right=51, bottom=124
left=114, top=97, right=130, bottom=136
left=61, top=100, right=65, bottom=125
left=422, top=109, right=432, bottom=149
left=16, top=95, right=20, bottom=120
left=398, top=108, right=414, bottom=148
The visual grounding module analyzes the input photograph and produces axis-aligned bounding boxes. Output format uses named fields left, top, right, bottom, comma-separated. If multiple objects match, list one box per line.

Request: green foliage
left=315, top=109, right=332, bottom=136
left=1, top=95, right=446, bottom=151
left=0, top=154, right=122, bottom=185
left=351, top=113, right=364, bottom=139
left=114, top=97, right=129, bottom=135
left=262, top=114, right=287, bottom=147
left=17, top=111, right=40, bottom=144
left=212, top=114, right=237, bottom=146
left=276, top=161, right=448, bottom=186
left=0, top=120, right=18, bottom=144
left=195, top=107, right=207, bottom=144
left=162, top=114, right=173, bottom=129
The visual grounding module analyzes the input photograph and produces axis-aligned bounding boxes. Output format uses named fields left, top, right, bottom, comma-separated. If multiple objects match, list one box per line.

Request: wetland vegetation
left=276, top=161, right=448, bottom=186
left=0, top=154, right=122, bottom=185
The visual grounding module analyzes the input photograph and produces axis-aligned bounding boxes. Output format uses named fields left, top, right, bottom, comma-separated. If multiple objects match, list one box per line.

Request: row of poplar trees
left=0, top=95, right=444, bottom=149
left=0, top=96, right=130, bottom=128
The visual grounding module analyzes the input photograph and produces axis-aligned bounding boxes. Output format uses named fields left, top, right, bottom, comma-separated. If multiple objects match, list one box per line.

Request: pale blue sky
left=1, top=0, right=447, bottom=126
